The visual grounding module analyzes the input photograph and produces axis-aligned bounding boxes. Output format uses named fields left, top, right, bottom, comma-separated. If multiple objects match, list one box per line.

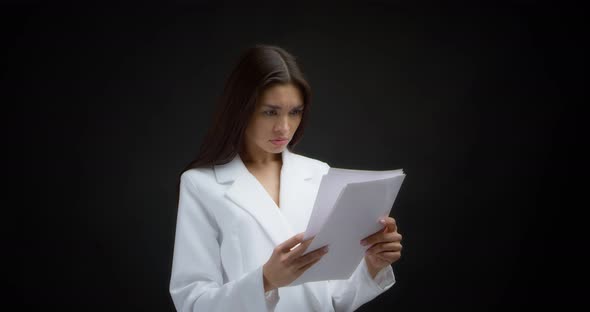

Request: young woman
left=169, top=44, right=403, bottom=311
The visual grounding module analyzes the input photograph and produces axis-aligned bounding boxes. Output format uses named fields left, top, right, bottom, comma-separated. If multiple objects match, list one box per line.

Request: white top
left=169, top=148, right=395, bottom=311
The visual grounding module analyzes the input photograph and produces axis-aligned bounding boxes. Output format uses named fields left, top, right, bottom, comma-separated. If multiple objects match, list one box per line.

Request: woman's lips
left=270, top=139, right=288, bottom=146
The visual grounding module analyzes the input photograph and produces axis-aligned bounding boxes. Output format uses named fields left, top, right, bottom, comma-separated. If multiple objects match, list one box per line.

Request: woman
left=169, top=44, right=403, bottom=311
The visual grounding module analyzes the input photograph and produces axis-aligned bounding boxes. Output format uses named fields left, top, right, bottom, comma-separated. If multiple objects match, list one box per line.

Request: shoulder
left=289, top=151, right=330, bottom=176
left=180, top=166, right=216, bottom=189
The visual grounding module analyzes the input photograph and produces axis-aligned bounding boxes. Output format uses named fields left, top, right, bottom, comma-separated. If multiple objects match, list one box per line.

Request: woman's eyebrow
left=263, top=104, right=304, bottom=109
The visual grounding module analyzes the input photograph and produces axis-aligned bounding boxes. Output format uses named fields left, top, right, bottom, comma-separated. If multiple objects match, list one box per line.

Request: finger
left=379, top=217, right=397, bottom=233
left=294, top=245, right=328, bottom=269
left=360, top=231, right=381, bottom=246
left=376, top=251, right=401, bottom=262
left=360, top=218, right=398, bottom=244
left=363, top=231, right=401, bottom=244
left=297, top=250, right=325, bottom=273
left=366, top=242, right=402, bottom=255
left=286, top=237, right=316, bottom=260
left=361, top=232, right=399, bottom=247
left=366, top=242, right=399, bottom=255
left=279, top=232, right=306, bottom=252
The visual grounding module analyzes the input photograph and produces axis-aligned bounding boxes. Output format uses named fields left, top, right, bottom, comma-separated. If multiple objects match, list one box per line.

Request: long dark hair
left=178, top=44, right=313, bottom=186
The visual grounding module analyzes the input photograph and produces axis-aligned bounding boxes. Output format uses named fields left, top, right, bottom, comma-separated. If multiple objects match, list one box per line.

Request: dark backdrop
left=6, top=2, right=583, bottom=311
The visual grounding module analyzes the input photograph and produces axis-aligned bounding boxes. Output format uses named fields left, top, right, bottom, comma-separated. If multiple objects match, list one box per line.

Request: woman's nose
left=274, top=116, right=290, bottom=132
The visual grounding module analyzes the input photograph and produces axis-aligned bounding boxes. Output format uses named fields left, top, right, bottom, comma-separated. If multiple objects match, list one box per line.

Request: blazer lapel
left=215, top=148, right=328, bottom=308
left=214, top=149, right=319, bottom=246
left=279, top=149, right=323, bottom=236
left=214, top=148, right=322, bottom=247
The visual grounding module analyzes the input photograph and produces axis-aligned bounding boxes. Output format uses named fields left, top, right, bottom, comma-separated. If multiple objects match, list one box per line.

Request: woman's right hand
left=262, top=232, right=329, bottom=292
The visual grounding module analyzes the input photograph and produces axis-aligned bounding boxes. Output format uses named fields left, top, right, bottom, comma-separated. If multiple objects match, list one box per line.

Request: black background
left=6, top=2, right=584, bottom=311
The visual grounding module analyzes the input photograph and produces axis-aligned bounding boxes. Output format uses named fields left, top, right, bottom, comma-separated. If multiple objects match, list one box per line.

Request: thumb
left=280, top=232, right=305, bottom=252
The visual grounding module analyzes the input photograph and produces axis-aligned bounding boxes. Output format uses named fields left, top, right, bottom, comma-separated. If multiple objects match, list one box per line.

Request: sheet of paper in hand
left=289, top=167, right=405, bottom=286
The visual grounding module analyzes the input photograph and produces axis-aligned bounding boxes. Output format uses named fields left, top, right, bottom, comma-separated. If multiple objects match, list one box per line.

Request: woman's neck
left=240, top=150, right=281, bottom=166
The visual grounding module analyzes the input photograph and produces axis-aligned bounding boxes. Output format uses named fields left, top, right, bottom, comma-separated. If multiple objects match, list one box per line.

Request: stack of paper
left=289, top=167, right=405, bottom=286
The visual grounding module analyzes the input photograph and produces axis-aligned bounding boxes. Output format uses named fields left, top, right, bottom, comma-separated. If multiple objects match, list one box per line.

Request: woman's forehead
left=258, top=84, right=303, bottom=108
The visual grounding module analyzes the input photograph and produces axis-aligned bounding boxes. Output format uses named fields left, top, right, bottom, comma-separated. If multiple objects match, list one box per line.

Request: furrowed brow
left=263, top=104, right=304, bottom=110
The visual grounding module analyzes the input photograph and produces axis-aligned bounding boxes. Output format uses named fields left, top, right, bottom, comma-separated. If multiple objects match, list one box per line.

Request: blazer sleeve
left=327, top=257, right=396, bottom=312
left=169, top=172, right=276, bottom=312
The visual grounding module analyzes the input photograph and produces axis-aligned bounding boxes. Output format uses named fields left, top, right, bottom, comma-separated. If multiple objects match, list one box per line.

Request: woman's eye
left=263, top=110, right=301, bottom=116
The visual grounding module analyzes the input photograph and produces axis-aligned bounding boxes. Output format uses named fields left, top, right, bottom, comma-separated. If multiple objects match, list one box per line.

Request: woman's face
left=243, top=83, right=304, bottom=158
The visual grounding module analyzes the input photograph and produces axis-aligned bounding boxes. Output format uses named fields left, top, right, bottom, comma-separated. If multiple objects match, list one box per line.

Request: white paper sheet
left=289, top=167, right=405, bottom=286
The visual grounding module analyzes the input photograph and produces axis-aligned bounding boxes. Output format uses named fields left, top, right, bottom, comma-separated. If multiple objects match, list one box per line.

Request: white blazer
left=169, top=147, right=395, bottom=311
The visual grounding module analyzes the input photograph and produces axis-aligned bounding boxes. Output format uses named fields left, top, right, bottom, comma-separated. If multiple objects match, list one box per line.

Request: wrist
left=364, top=256, right=380, bottom=279
left=368, top=267, right=379, bottom=279
left=262, top=265, right=275, bottom=292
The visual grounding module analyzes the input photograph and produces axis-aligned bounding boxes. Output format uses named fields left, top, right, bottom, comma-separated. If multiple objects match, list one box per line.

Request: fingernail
left=360, top=240, right=367, bottom=246
left=322, top=246, right=329, bottom=253
left=379, top=219, right=386, bottom=224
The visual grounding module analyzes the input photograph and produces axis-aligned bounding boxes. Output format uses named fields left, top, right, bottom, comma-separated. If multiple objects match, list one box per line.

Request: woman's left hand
left=360, top=217, right=403, bottom=279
